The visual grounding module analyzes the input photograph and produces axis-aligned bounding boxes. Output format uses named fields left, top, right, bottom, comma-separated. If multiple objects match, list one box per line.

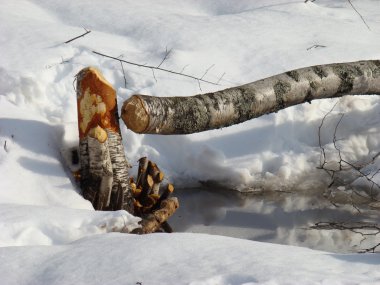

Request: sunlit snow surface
left=1, top=0, right=380, bottom=284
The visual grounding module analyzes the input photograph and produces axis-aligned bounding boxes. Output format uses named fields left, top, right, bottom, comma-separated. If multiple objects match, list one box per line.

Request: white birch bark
left=76, top=67, right=134, bottom=213
left=121, top=60, right=380, bottom=134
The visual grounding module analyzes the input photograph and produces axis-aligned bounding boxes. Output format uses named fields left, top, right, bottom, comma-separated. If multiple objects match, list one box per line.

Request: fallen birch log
left=121, top=60, right=380, bottom=134
left=76, top=67, right=134, bottom=213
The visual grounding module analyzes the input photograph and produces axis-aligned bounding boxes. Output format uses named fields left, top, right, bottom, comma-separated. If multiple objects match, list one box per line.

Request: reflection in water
left=170, top=187, right=380, bottom=253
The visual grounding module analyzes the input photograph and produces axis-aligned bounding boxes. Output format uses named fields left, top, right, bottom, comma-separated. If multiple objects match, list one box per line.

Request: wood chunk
left=136, top=157, right=148, bottom=189
left=148, top=161, right=165, bottom=195
left=139, top=174, right=154, bottom=206
left=152, top=183, right=174, bottom=211
left=134, top=197, right=179, bottom=234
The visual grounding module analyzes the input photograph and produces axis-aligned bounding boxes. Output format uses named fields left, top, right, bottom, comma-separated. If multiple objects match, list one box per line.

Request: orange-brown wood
left=77, top=67, right=120, bottom=140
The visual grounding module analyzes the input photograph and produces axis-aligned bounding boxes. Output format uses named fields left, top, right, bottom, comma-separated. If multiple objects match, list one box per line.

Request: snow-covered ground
left=1, top=0, right=380, bottom=284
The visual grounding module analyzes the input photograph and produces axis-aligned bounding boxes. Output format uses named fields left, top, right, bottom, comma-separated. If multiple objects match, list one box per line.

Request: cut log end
left=77, top=66, right=120, bottom=139
left=121, top=95, right=149, bottom=133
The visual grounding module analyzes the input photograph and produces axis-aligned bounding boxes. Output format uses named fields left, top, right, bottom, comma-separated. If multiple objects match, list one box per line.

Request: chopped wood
left=136, top=157, right=148, bottom=189
left=148, top=161, right=164, bottom=195
left=133, top=197, right=179, bottom=234
left=152, top=183, right=174, bottom=211
left=139, top=174, right=154, bottom=206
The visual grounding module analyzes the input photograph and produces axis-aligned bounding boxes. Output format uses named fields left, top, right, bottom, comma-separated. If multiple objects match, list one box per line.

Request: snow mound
left=0, top=233, right=379, bottom=285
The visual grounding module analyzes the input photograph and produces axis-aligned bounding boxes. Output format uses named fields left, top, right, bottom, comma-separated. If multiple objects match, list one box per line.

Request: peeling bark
left=77, top=67, right=133, bottom=213
left=121, top=60, right=380, bottom=134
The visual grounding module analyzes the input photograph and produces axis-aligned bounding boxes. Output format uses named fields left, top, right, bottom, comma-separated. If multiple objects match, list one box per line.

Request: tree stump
left=75, top=67, right=179, bottom=233
left=76, top=67, right=134, bottom=213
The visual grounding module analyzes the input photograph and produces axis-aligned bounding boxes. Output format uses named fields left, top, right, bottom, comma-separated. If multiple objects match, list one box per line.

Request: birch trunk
left=77, top=67, right=134, bottom=213
left=121, top=60, right=380, bottom=134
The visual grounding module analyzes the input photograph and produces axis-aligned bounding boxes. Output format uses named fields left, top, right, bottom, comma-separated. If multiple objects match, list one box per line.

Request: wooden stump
left=76, top=67, right=134, bottom=214
left=75, top=67, right=179, bottom=232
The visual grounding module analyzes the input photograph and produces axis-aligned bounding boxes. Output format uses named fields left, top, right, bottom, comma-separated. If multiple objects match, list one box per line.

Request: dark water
left=169, top=187, right=380, bottom=253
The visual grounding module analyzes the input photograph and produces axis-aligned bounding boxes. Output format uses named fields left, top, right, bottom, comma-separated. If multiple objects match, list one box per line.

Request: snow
left=1, top=0, right=380, bottom=284
left=1, top=233, right=380, bottom=285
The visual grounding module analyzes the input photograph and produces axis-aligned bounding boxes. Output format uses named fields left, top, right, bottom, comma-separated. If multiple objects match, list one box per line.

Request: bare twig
left=310, top=221, right=380, bottom=253
left=180, top=64, right=190, bottom=73
left=332, top=114, right=345, bottom=170
left=92, top=50, right=220, bottom=86
left=311, top=222, right=380, bottom=236
left=347, top=0, right=371, bottom=30
left=120, top=61, right=127, bottom=88
left=307, top=44, right=327, bottom=51
left=200, top=64, right=215, bottom=80
left=116, top=55, right=128, bottom=88
left=317, top=101, right=339, bottom=169
left=45, top=56, right=71, bottom=69
left=217, top=72, right=226, bottom=84
left=360, top=242, right=380, bottom=253
left=151, top=69, right=157, bottom=83
left=318, top=102, right=380, bottom=209
left=64, top=28, right=91, bottom=44
left=157, top=47, right=172, bottom=68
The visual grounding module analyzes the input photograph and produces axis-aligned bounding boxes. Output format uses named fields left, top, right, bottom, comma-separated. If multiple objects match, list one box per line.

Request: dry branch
left=92, top=50, right=220, bottom=86
left=65, top=28, right=91, bottom=44
left=318, top=103, right=380, bottom=207
left=121, top=60, right=380, bottom=134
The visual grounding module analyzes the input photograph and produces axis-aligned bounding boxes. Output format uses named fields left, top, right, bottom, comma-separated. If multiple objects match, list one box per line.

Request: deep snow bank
left=0, top=233, right=379, bottom=285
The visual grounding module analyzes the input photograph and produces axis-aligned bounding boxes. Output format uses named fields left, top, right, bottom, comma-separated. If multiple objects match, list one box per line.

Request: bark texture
left=77, top=67, right=134, bottom=213
left=132, top=197, right=179, bottom=234
left=121, top=60, right=380, bottom=134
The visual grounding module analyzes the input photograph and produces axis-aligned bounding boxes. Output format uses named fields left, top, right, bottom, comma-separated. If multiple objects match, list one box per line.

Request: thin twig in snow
left=217, top=72, right=226, bottom=84
left=120, top=61, right=127, bottom=88
left=151, top=68, right=157, bottom=83
left=197, top=80, right=202, bottom=92
left=307, top=44, right=327, bottom=51
left=347, top=0, right=371, bottom=30
left=116, top=55, right=128, bottom=88
left=157, top=47, right=172, bottom=68
left=64, top=28, right=91, bottom=44
left=180, top=64, right=190, bottom=74
left=200, top=64, right=215, bottom=80
left=92, top=50, right=220, bottom=86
